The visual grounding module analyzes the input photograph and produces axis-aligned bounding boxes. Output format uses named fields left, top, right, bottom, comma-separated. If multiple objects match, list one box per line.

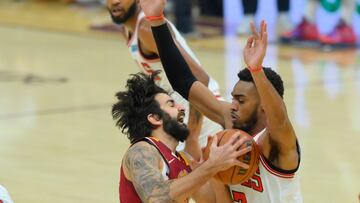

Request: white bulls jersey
left=0, top=185, right=14, bottom=203
left=229, top=129, right=302, bottom=203
left=126, top=11, right=223, bottom=148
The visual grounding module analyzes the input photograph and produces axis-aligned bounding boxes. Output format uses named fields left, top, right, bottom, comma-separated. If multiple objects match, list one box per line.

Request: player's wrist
left=248, top=65, right=263, bottom=73
left=201, top=159, right=220, bottom=176
left=146, top=14, right=166, bottom=26
left=145, top=14, right=164, bottom=21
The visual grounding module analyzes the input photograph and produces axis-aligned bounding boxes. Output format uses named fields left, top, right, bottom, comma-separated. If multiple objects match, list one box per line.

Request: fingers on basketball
left=204, top=129, right=260, bottom=184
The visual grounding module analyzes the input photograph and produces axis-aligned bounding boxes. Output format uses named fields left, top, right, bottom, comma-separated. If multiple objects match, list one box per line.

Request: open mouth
left=231, top=112, right=238, bottom=121
left=177, top=112, right=185, bottom=123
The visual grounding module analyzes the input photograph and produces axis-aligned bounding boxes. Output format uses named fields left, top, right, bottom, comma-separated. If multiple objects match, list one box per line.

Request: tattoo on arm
left=125, top=143, right=177, bottom=203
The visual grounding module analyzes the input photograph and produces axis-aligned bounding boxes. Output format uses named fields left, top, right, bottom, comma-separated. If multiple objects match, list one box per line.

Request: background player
left=281, top=0, right=357, bottom=46
left=106, top=0, right=223, bottom=158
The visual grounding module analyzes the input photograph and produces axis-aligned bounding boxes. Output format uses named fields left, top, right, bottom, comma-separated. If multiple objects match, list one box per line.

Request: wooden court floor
left=0, top=1, right=359, bottom=203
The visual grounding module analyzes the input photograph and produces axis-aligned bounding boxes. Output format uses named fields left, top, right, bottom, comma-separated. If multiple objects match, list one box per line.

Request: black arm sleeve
left=151, top=23, right=197, bottom=100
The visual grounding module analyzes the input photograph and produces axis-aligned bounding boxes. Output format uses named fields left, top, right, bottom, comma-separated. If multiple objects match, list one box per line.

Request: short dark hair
left=237, top=67, right=284, bottom=97
left=112, top=71, right=168, bottom=143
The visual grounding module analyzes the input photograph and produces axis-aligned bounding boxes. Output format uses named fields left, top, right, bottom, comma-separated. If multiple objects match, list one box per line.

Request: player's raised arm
left=138, top=19, right=210, bottom=86
left=139, top=0, right=228, bottom=127
left=243, top=21, right=299, bottom=170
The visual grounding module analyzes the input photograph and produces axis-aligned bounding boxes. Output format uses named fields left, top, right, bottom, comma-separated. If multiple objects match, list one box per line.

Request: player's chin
left=112, top=14, right=124, bottom=21
left=231, top=119, right=238, bottom=125
left=231, top=122, right=242, bottom=130
left=179, top=122, right=187, bottom=128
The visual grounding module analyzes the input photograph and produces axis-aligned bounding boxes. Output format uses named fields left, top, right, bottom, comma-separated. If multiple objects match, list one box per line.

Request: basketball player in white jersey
left=0, top=185, right=14, bottom=203
left=106, top=0, right=223, bottom=157
left=139, top=0, right=303, bottom=201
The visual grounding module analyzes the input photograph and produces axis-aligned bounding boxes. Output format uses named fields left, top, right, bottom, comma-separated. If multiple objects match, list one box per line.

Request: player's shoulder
left=123, top=140, right=161, bottom=170
left=126, top=140, right=160, bottom=160
left=129, top=140, right=156, bottom=152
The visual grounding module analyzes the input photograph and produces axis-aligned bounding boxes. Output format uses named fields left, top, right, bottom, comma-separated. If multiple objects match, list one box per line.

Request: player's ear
left=148, top=113, right=162, bottom=126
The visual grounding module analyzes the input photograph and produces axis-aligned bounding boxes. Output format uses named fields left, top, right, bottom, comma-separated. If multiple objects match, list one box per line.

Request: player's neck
left=124, top=9, right=141, bottom=33
left=152, top=129, right=178, bottom=152
left=249, top=118, right=266, bottom=136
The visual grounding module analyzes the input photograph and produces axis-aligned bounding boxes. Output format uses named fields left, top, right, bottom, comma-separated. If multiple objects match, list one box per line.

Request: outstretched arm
left=138, top=19, right=206, bottom=159
left=243, top=21, right=299, bottom=170
left=138, top=19, right=209, bottom=86
left=139, top=0, right=228, bottom=127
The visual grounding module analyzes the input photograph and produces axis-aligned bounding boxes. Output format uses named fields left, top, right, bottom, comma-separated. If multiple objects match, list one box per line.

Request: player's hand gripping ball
left=203, top=129, right=260, bottom=184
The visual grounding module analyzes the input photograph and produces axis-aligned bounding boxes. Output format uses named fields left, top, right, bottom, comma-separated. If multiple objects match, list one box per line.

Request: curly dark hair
left=237, top=67, right=284, bottom=97
left=112, top=71, right=168, bottom=143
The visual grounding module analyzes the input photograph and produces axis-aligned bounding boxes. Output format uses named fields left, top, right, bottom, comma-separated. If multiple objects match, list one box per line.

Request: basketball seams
left=241, top=139, right=260, bottom=181
left=216, top=173, right=224, bottom=183
left=204, top=129, right=260, bottom=184
left=230, top=166, right=237, bottom=184
left=217, top=130, right=227, bottom=146
left=220, top=130, right=232, bottom=183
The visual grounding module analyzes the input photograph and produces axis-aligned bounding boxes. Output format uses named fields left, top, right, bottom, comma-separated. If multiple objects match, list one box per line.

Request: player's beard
left=109, top=2, right=137, bottom=24
left=162, top=112, right=189, bottom=142
left=232, top=108, right=258, bottom=133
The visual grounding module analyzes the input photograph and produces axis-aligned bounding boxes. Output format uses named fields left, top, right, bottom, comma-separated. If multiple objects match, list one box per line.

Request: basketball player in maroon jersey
left=112, top=71, right=252, bottom=203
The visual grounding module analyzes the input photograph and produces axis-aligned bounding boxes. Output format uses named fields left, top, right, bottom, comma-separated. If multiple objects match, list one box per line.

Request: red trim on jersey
left=252, top=129, right=296, bottom=179
left=126, top=15, right=161, bottom=63
left=259, top=155, right=294, bottom=179
left=126, top=13, right=144, bottom=47
left=126, top=27, right=135, bottom=47
left=137, top=16, right=162, bottom=63
left=137, top=38, right=161, bottom=63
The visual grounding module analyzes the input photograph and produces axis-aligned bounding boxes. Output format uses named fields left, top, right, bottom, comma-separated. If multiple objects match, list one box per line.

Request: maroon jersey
left=119, top=137, right=192, bottom=203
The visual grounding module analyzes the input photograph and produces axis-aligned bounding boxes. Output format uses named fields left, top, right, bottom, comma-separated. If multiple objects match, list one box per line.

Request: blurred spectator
left=281, top=0, right=357, bottom=46
left=237, top=0, right=292, bottom=35
left=198, top=0, right=223, bottom=17
left=173, top=0, right=194, bottom=35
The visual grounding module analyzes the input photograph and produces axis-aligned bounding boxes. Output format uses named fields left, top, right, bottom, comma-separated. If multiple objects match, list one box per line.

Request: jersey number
left=232, top=191, right=247, bottom=203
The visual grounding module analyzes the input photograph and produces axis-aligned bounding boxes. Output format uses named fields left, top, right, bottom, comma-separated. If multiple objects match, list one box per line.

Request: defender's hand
left=243, top=20, right=268, bottom=70
left=139, top=0, right=166, bottom=18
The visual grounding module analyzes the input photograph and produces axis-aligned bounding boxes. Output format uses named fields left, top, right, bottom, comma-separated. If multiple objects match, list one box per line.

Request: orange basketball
left=203, top=129, right=260, bottom=185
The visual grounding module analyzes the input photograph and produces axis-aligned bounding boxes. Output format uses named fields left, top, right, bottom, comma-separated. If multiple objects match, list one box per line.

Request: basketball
left=203, top=129, right=260, bottom=185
